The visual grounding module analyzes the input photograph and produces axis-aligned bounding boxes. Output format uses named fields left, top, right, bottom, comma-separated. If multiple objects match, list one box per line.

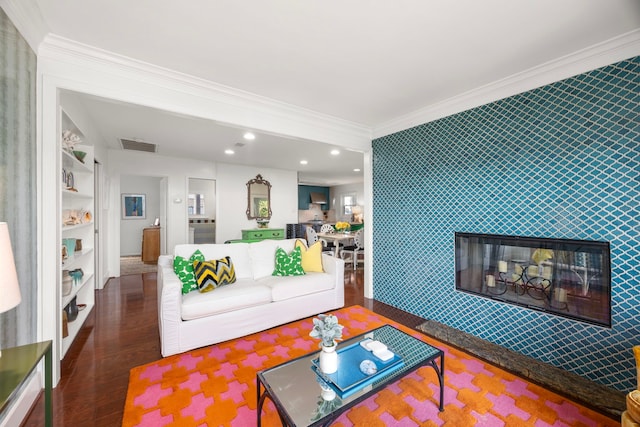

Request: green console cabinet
left=241, top=228, right=285, bottom=242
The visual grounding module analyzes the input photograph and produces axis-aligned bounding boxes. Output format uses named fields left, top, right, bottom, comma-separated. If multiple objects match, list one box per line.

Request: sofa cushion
left=260, top=272, right=335, bottom=301
left=249, top=239, right=296, bottom=279
left=295, top=239, right=324, bottom=273
left=272, top=246, right=305, bottom=276
left=174, top=249, right=205, bottom=294
left=174, top=243, right=253, bottom=279
left=193, top=257, right=236, bottom=293
left=181, top=279, right=272, bottom=320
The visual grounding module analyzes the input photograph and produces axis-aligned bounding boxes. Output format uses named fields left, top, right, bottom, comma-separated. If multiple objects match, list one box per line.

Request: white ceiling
left=25, top=1, right=640, bottom=184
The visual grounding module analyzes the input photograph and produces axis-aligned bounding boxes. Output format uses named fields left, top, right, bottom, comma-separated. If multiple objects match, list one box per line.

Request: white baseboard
left=0, top=372, right=42, bottom=427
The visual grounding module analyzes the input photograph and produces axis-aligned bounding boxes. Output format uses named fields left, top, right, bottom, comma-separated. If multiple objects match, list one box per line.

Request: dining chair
left=319, top=224, right=337, bottom=252
left=320, top=224, right=334, bottom=233
left=340, top=229, right=364, bottom=270
left=305, top=227, right=334, bottom=255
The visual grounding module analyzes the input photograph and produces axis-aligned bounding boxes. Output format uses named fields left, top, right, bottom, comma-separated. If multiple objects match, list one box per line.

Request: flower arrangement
left=309, top=314, right=344, bottom=347
left=335, top=221, right=350, bottom=233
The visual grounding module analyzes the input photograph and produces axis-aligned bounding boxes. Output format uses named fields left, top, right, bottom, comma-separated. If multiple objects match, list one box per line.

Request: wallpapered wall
left=372, top=56, right=639, bottom=392
left=0, top=8, right=37, bottom=348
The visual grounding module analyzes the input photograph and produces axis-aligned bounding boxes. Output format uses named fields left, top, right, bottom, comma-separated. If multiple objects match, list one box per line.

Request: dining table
left=317, top=231, right=355, bottom=257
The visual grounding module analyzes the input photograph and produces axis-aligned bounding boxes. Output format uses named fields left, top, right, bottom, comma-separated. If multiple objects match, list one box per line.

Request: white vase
left=319, top=343, right=338, bottom=374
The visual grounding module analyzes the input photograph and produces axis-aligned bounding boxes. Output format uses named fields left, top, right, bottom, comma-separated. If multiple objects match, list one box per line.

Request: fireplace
left=455, top=232, right=611, bottom=327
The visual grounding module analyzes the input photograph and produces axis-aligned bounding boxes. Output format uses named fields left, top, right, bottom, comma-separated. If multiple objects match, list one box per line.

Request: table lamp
left=0, top=222, right=22, bottom=357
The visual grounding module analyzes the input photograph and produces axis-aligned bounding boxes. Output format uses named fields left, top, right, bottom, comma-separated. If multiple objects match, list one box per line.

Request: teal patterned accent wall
left=0, top=8, right=37, bottom=347
left=372, top=56, right=639, bottom=391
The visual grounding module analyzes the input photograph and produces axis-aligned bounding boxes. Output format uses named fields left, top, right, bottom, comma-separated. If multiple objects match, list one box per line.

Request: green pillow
left=272, top=246, right=305, bottom=276
left=174, top=250, right=205, bottom=294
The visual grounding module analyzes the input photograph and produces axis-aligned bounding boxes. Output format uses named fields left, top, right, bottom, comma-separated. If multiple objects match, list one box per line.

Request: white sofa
left=157, top=238, right=345, bottom=357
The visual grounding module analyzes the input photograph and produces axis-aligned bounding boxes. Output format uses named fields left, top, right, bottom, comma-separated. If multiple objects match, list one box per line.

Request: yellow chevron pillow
left=295, top=239, right=324, bottom=273
left=193, top=256, right=237, bottom=293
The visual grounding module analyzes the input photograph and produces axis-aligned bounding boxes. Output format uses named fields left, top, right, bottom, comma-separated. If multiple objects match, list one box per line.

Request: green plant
left=309, top=314, right=344, bottom=347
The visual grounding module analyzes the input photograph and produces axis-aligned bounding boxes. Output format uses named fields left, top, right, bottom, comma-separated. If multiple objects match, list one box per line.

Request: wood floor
left=21, top=267, right=425, bottom=426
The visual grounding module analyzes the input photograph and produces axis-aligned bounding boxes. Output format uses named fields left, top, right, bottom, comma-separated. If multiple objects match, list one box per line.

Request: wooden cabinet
left=142, top=227, right=160, bottom=263
left=241, top=228, right=285, bottom=241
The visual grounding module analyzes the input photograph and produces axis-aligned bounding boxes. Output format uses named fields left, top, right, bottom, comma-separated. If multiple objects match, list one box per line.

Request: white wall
left=120, top=175, right=161, bottom=256
left=216, top=163, right=298, bottom=243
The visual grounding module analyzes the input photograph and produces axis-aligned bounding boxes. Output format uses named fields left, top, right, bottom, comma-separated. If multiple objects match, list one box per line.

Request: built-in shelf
left=58, top=108, right=95, bottom=364
left=62, top=222, right=93, bottom=232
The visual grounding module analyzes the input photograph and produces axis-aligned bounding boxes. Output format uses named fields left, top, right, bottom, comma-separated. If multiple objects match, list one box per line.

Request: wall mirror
left=246, top=174, right=272, bottom=219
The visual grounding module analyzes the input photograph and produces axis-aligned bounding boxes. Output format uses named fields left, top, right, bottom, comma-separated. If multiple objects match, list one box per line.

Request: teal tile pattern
left=372, top=56, right=639, bottom=391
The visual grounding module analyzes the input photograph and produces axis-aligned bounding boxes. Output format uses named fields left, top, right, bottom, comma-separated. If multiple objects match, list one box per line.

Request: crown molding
left=0, top=0, right=48, bottom=53
left=38, top=34, right=372, bottom=149
left=373, top=29, right=640, bottom=139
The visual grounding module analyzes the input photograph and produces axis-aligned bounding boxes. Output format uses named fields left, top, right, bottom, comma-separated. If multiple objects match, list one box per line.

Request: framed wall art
left=122, top=194, right=146, bottom=219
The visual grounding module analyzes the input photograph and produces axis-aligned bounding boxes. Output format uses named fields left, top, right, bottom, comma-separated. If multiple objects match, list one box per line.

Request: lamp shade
left=0, top=222, right=21, bottom=313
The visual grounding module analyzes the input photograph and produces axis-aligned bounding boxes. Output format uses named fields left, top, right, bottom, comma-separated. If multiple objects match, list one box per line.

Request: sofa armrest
left=322, top=253, right=345, bottom=307
left=157, top=255, right=183, bottom=357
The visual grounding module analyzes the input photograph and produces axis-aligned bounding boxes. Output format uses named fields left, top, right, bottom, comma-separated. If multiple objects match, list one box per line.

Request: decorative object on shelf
left=72, top=150, right=87, bottom=163
left=81, top=210, right=92, bottom=223
left=64, top=297, right=79, bottom=322
left=61, top=129, right=81, bottom=152
left=62, top=270, right=73, bottom=296
left=62, top=238, right=76, bottom=257
left=335, top=221, right=350, bottom=233
left=256, top=219, right=269, bottom=229
left=122, top=193, right=146, bottom=219
left=310, top=313, right=344, bottom=374
left=62, top=310, right=68, bottom=338
left=69, top=268, right=84, bottom=285
left=62, top=209, right=82, bottom=226
left=0, top=223, right=22, bottom=355
left=65, top=171, right=75, bottom=191
left=62, top=245, right=68, bottom=260
left=74, top=238, right=82, bottom=252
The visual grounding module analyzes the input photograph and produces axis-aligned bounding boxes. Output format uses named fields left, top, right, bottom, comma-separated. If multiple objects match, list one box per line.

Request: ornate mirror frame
left=246, top=174, right=272, bottom=220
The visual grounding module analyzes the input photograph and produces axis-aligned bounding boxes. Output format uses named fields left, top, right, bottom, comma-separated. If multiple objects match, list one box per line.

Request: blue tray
left=311, top=341, right=404, bottom=398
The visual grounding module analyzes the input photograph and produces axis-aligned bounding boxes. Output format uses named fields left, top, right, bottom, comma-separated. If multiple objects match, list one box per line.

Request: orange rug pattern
left=123, top=305, right=618, bottom=426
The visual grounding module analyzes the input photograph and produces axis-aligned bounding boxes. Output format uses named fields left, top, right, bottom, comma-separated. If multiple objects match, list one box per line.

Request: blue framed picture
left=122, top=194, right=146, bottom=219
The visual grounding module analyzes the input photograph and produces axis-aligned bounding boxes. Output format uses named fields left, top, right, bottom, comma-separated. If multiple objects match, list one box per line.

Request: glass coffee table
left=257, top=325, right=444, bottom=426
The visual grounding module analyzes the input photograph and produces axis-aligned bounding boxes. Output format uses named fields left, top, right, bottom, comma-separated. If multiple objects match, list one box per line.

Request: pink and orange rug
left=123, top=305, right=618, bottom=426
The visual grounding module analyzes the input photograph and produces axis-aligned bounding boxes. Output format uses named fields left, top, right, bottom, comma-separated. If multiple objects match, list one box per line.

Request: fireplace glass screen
left=455, top=232, right=611, bottom=327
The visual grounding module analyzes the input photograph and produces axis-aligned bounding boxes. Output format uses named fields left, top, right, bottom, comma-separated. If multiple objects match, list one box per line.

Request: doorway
left=188, top=178, right=216, bottom=243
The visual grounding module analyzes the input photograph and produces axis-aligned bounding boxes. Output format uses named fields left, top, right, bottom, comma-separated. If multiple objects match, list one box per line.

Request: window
left=341, top=193, right=356, bottom=216
left=188, top=193, right=205, bottom=215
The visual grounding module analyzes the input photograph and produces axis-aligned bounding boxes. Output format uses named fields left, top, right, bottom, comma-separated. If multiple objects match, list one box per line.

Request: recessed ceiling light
left=225, top=149, right=235, bottom=155
left=353, top=168, right=361, bottom=172
left=300, top=160, right=308, bottom=165
left=330, top=149, right=340, bottom=155
left=243, top=132, right=256, bottom=140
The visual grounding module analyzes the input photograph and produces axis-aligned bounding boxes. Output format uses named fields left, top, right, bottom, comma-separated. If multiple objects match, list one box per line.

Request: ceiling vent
left=120, top=138, right=157, bottom=153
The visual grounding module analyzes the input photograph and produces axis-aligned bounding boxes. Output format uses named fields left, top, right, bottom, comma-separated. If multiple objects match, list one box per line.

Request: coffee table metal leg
left=257, top=376, right=290, bottom=426
left=429, top=353, right=445, bottom=411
